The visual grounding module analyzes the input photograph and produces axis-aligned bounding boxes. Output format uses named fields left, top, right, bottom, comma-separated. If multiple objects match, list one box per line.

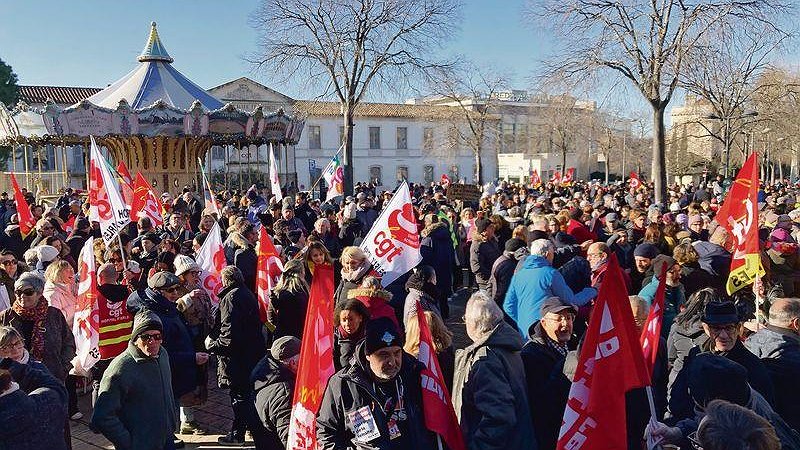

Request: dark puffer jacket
left=332, top=326, right=365, bottom=371
left=745, top=325, right=800, bottom=431
left=0, top=304, right=76, bottom=381
left=420, top=222, right=455, bottom=297
left=316, top=344, right=437, bottom=450
left=250, top=355, right=294, bottom=449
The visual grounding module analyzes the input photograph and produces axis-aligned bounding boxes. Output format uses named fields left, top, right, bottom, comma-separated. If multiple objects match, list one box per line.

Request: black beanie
left=131, top=311, right=163, bottom=342
left=364, top=317, right=404, bottom=355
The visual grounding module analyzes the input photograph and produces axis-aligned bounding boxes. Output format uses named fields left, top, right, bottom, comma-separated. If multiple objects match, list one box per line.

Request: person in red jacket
left=566, top=208, right=597, bottom=244
left=346, top=276, right=400, bottom=329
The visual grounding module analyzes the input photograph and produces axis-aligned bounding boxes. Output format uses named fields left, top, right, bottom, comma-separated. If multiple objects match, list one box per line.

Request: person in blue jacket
left=504, top=239, right=597, bottom=336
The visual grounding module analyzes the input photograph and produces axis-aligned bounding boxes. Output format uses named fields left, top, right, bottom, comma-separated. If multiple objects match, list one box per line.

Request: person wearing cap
left=668, top=301, right=775, bottom=422
left=232, top=221, right=259, bottom=294
left=470, top=217, right=501, bottom=293
left=280, top=203, right=307, bottom=234
left=688, top=214, right=709, bottom=242
left=631, top=242, right=659, bottom=292
left=317, top=316, right=436, bottom=449
left=206, top=266, right=266, bottom=445
left=92, top=311, right=180, bottom=450
left=356, top=194, right=379, bottom=232
left=488, top=237, right=528, bottom=309
left=294, top=192, right=318, bottom=232
left=250, top=336, right=302, bottom=449
left=453, top=292, right=535, bottom=450
left=65, top=216, right=91, bottom=262
left=338, top=202, right=365, bottom=248
left=29, top=217, right=58, bottom=248
left=521, top=297, right=577, bottom=450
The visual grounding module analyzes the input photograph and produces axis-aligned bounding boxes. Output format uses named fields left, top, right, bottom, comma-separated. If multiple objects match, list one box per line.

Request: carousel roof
left=86, top=22, right=224, bottom=111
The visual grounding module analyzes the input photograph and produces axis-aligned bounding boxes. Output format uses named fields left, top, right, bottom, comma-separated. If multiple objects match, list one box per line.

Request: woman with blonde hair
left=335, top=246, right=372, bottom=305
left=43, top=259, right=77, bottom=328
left=404, top=310, right=454, bottom=390
left=268, top=259, right=309, bottom=339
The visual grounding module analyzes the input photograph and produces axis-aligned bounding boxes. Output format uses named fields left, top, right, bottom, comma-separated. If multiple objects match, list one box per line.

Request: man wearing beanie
left=317, top=317, right=437, bottom=450
left=631, top=242, right=659, bottom=292
left=489, top=237, right=528, bottom=308
left=249, top=336, right=302, bottom=449
left=92, top=311, right=178, bottom=450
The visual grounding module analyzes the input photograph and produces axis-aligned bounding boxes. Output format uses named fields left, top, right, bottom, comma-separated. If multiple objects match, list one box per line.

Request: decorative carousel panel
left=62, top=101, right=114, bottom=137
left=208, top=104, right=248, bottom=135
left=112, top=100, right=140, bottom=136
left=137, top=101, right=186, bottom=137
left=42, top=101, right=69, bottom=136
left=262, top=111, right=290, bottom=141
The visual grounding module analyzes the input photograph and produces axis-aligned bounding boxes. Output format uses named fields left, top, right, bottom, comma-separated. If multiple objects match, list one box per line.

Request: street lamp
left=703, top=111, right=759, bottom=179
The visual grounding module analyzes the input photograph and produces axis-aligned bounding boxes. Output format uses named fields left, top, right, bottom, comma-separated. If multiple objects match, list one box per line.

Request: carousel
left=0, top=22, right=304, bottom=194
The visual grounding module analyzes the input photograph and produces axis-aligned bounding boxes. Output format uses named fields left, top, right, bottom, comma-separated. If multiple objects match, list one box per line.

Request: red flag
left=557, top=255, right=649, bottom=450
left=441, top=173, right=451, bottom=188
left=256, top=227, right=284, bottom=323
left=131, top=172, right=164, bottom=228
left=715, top=153, right=764, bottom=294
left=415, top=301, right=466, bottom=450
left=629, top=172, right=641, bottom=190
left=116, top=160, right=134, bottom=204
left=551, top=170, right=562, bottom=184
left=562, top=168, right=575, bottom=186
left=530, top=169, right=542, bottom=188
left=10, top=173, right=35, bottom=238
left=640, top=265, right=667, bottom=380
left=287, top=264, right=335, bottom=450
left=63, top=215, right=77, bottom=235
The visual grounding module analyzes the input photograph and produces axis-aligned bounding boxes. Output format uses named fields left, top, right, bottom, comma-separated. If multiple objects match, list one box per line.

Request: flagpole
left=117, top=233, right=128, bottom=273
left=645, top=385, right=658, bottom=420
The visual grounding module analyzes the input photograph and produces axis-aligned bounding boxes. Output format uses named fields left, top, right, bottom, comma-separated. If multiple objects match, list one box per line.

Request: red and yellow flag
left=715, top=153, right=764, bottom=294
left=10, top=173, right=35, bottom=238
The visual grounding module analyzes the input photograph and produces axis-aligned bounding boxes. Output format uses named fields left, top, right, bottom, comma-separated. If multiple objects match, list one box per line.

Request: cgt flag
left=131, top=172, right=164, bottom=227
left=629, top=172, right=641, bottom=190
left=562, top=168, right=575, bottom=186
left=640, top=265, right=667, bottom=379
left=255, top=226, right=284, bottom=323
left=530, top=169, right=542, bottom=188
left=551, top=170, right=562, bottom=184
left=89, top=136, right=131, bottom=245
left=195, top=221, right=225, bottom=304
left=10, top=173, right=35, bottom=238
left=360, top=181, right=422, bottom=287
left=715, top=153, right=764, bottom=294
left=321, top=151, right=345, bottom=202
left=557, top=255, right=649, bottom=450
left=415, top=301, right=466, bottom=450
left=73, top=237, right=100, bottom=373
left=287, top=263, right=335, bottom=450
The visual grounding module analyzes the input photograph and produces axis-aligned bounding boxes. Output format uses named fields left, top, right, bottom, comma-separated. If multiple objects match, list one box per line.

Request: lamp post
left=704, top=111, right=759, bottom=179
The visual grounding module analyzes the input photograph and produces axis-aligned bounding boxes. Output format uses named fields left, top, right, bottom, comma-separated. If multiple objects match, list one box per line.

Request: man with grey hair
left=503, top=239, right=597, bottom=336
left=206, top=266, right=266, bottom=445
left=745, top=298, right=800, bottom=430
left=452, top=292, right=536, bottom=450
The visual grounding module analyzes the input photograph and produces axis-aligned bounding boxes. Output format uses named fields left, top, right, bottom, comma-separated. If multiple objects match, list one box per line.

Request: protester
left=268, top=259, right=309, bottom=340
left=336, top=246, right=372, bottom=305
left=470, top=218, right=501, bottom=293
left=250, top=336, right=301, bottom=450
left=404, top=309, right=455, bottom=391
left=402, top=265, right=441, bottom=325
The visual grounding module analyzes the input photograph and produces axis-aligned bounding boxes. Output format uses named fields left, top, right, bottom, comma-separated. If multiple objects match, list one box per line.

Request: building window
left=423, top=165, right=434, bottom=184
left=369, top=127, right=381, bottom=149
left=396, top=166, right=409, bottom=182
left=396, top=127, right=408, bottom=149
left=308, top=125, right=322, bottom=149
left=449, top=165, right=460, bottom=182
left=211, top=146, right=225, bottom=160
left=369, top=166, right=382, bottom=186
left=423, top=127, right=434, bottom=150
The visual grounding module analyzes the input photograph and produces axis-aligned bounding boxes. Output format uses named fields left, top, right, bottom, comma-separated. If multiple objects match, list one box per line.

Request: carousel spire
left=138, top=21, right=174, bottom=63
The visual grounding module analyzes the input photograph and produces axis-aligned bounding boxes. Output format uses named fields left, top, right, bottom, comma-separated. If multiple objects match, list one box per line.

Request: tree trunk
left=651, top=105, right=668, bottom=205
left=561, top=147, right=567, bottom=175
left=342, top=108, right=355, bottom=196
left=791, top=145, right=798, bottom=181
left=604, top=158, right=609, bottom=184
left=475, top=145, right=483, bottom=185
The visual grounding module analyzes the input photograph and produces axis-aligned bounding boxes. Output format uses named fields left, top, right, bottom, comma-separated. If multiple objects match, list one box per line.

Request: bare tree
left=424, top=63, right=507, bottom=185
left=250, top=0, right=461, bottom=195
left=534, top=93, right=591, bottom=177
left=528, top=0, right=788, bottom=203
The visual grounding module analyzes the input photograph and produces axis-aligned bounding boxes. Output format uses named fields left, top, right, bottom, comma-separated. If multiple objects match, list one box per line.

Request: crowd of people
left=1, top=172, right=800, bottom=450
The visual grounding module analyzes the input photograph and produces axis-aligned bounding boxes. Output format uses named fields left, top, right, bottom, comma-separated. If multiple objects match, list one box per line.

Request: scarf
left=11, top=297, right=49, bottom=361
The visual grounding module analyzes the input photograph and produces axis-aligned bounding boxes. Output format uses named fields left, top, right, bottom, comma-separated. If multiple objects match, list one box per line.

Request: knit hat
left=475, top=218, right=491, bottom=234
left=504, top=238, right=527, bottom=253
left=702, top=300, right=740, bottom=325
left=271, top=336, right=301, bottom=361
left=688, top=354, right=751, bottom=407
left=364, top=317, right=404, bottom=355
left=173, top=255, right=200, bottom=277
left=633, top=243, right=659, bottom=259
left=147, top=271, right=181, bottom=290
left=131, top=310, right=164, bottom=342
left=36, top=245, right=59, bottom=263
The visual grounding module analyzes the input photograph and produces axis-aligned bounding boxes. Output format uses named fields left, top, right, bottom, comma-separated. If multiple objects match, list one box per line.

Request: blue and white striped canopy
left=86, top=22, right=224, bottom=111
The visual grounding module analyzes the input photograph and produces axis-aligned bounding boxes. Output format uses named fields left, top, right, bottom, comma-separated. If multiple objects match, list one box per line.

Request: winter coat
left=0, top=305, right=76, bottom=381
left=666, top=320, right=709, bottom=394
left=335, top=263, right=372, bottom=306
left=420, top=223, right=455, bottom=296
left=638, top=279, right=686, bottom=338
left=679, top=263, right=723, bottom=296
left=91, top=341, right=177, bottom=450
left=333, top=326, right=365, bottom=371
left=347, top=287, right=400, bottom=330
left=503, top=255, right=596, bottom=336
left=207, top=284, right=266, bottom=389
left=339, top=219, right=365, bottom=248
left=470, top=237, right=501, bottom=289
left=251, top=356, right=294, bottom=449
left=692, top=241, right=731, bottom=278
left=452, top=321, right=537, bottom=450
left=402, top=288, right=441, bottom=326
left=745, top=325, right=800, bottom=431
left=0, top=361, right=68, bottom=450
left=233, top=234, right=258, bottom=294
left=356, top=208, right=379, bottom=234
left=489, top=253, right=518, bottom=308
left=126, top=289, right=198, bottom=398
left=521, top=321, right=574, bottom=450
left=44, top=280, right=77, bottom=328
left=268, top=288, right=309, bottom=340
left=668, top=341, right=775, bottom=421
left=316, top=344, right=437, bottom=450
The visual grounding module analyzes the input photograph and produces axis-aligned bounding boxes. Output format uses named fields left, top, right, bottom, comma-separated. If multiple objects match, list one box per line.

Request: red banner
left=530, top=169, right=541, bottom=188
left=116, top=160, right=134, bottom=204
left=131, top=172, right=164, bottom=228
left=441, top=173, right=451, bottom=187
left=415, top=301, right=466, bottom=450
left=255, top=226, right=284, bottom=323
left=557, top=255, right=648, bottom=450
left=10, top=173, right=35, bottom=238
left=551, top=170, right=562, bottom=184
left=629, top=172, right=641, bottom=190
left=562, top=167, right=575, bottom=186
left=640, top=265, right=667, bottom=380
left=715, top=153, right=764, bottom=294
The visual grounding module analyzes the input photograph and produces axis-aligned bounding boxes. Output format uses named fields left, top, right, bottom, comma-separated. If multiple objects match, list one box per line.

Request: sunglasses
left=138, top=333, right=163, bottom=343
left=1, top=260, right=16, bottom=266
left=14, top=288, right=36, bottom=296
left=159, top=286, right=180, bottom=294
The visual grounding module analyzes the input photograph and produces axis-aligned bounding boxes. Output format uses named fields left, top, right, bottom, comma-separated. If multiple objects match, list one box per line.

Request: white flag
left=359, top=181, right=422, bottom=286
left=89, top=136, right=131, bottom=244
left=195, top=222, right=225, bottom=304
left=269, top=143, right=283, bottom=203
left=73, top=237, right=100, bottom=373
left=321, top=150, right=344, bottom=202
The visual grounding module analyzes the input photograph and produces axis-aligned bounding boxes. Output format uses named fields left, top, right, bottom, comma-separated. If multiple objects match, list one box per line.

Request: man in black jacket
left=250, top=336, right=301, bottom=450
left=317, top=317, right=436, bottom=450
left=489, top=238, right=527, bottom=310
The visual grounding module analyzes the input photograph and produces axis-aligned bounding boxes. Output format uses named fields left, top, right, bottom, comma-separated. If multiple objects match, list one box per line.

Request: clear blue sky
left=0, top=0, right=548, bottom=99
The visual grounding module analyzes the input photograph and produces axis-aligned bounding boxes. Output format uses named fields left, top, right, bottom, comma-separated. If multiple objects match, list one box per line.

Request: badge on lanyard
left=348, top=405, right=382, bottom=443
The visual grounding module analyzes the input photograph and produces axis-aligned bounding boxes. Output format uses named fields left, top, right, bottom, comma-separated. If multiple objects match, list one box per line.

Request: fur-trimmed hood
left=421, top=221, right=448, bottom=238
left=346, top=287, right=392, bottom=302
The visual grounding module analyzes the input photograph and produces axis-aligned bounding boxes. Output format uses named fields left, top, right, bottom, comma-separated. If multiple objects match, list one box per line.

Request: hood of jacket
left=127, top=288, right=177, bottom=317
left=522, top=254, right=551, bottom=270
left=421, top=221, right=449, bottom=238
left=252, top=356, right=294, bottom=393
left=466, top=320, right=524, bottom=354
left=693, top=241, right=729, bottom=259
left=346, top=287, right=392, bottom=305
left=747, top=325, right=800, bottom=359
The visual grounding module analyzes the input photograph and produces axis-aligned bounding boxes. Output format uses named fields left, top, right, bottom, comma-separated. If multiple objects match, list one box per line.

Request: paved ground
left=72, top=288, right=473, bottom=449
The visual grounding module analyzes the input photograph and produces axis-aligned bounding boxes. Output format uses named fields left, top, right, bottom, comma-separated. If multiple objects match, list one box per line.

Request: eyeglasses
left=708, top=324, right=738, bottom=336
left=1, top=259, right=16, bottom=266
left=159, top=286, right=180, bottom=294
left=109, top=258, right=123, bottom=263
left=138, top=333, right=163, bottom=343
left=544, top=315, right=575, bottom=324
left=14, top=288, right=36, bottom=296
